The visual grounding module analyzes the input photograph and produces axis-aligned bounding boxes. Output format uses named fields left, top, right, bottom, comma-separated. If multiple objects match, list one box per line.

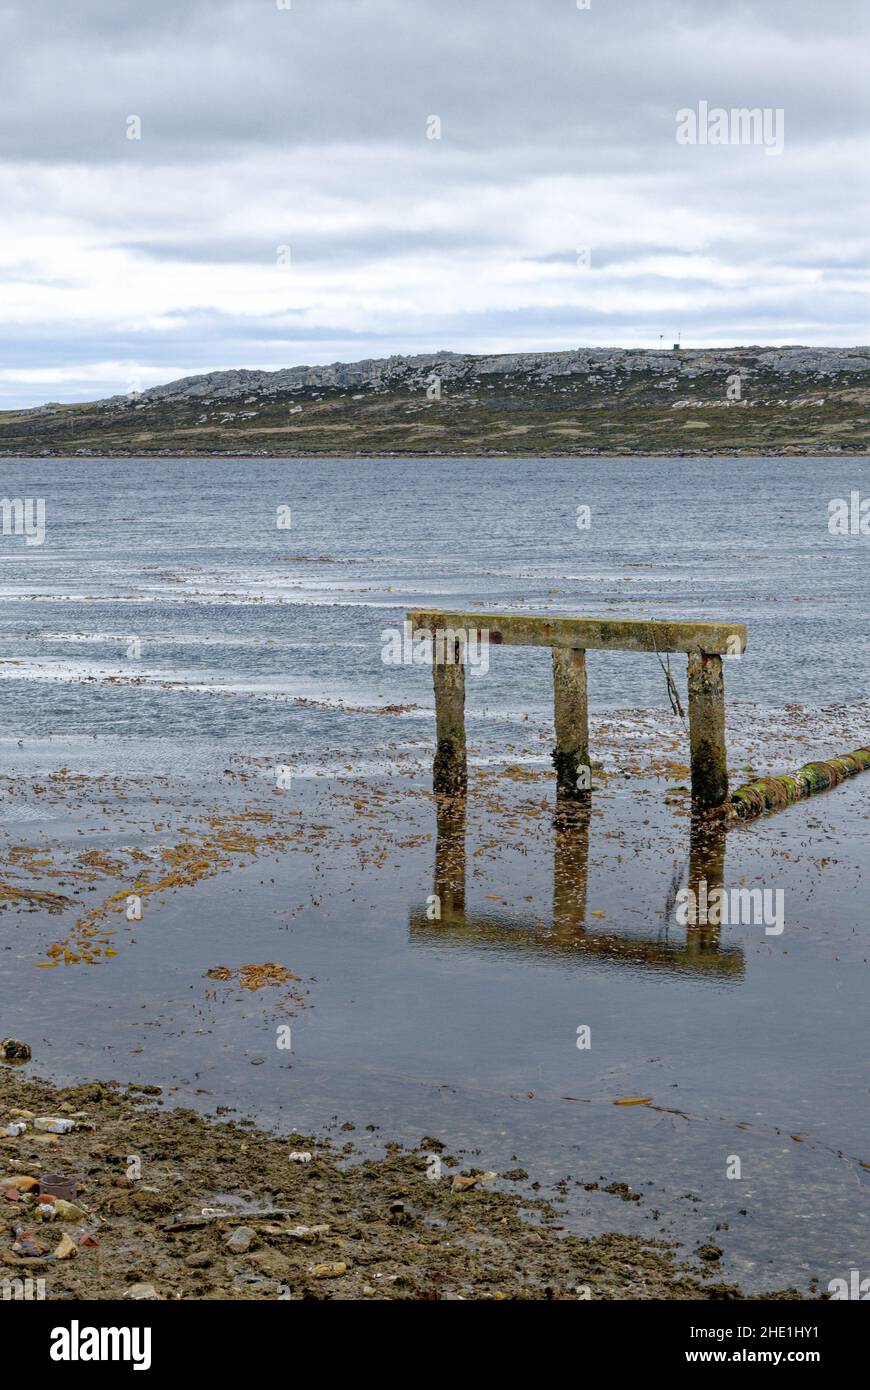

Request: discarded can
left=39, top=1173, right=78, bottom=1203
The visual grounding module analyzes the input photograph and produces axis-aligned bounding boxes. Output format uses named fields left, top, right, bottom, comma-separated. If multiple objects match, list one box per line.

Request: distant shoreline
left=3, top=348, right=868, bottom=458
left=2, top=448, right=867, bottom=461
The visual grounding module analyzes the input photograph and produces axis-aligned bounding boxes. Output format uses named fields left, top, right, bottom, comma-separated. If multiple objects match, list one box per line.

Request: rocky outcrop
left=4, top=344, right=868, bottom=457
left=84, top=346, right=870, bottom=412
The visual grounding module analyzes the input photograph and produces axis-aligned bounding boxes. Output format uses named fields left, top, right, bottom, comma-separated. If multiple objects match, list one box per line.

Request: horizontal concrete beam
left=408, top=609, right=747, bottom=657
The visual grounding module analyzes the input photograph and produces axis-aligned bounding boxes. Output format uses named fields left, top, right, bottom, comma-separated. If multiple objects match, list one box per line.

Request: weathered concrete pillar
left=687, top=651, right=728, bottom=811
left=551, top=647, right=590, bottom=800
left=433, top=639, right=467, bottom=796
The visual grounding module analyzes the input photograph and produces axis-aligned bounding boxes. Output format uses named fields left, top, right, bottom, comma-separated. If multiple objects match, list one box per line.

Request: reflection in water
left=410, top=797, right=742, bottom=977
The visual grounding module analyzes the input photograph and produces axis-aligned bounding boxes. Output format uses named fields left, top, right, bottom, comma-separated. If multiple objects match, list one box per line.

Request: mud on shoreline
left=1, top=1070, right=807, bottom=1301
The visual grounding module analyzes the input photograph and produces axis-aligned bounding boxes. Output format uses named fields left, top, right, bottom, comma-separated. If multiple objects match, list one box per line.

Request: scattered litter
left=4, top=1176, right=39, bottom=1193
left=283, top=1224, right=329, bottom=1240
left=50, top=1198, right=88, bottom=1223
left=39, top=1173, right=78, bottom=1202
left=34, top=1116, right=76, bottom=1134
left=288, top=1151, right=312, bottom=1163
left=312, top=1261, right=346, bottom=1279
left=167, top=1205, right=295, bottom=1230
left=12, top=1231, right=49, bottom=1258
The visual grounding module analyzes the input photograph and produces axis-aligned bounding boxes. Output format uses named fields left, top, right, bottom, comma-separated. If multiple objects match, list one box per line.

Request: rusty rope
left=650, top=621, right=688, bottom=732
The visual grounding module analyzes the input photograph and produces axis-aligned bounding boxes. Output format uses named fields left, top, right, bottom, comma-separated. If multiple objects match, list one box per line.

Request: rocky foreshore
left=1, top=1068, right=806, bottom=1301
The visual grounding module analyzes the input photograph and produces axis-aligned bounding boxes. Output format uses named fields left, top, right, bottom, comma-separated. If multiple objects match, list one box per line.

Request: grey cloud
left=1, top=0, right=868, bottom=164
left=1, top=0, right=869, bottom=407
left=117, top=227, right=510, bottom=264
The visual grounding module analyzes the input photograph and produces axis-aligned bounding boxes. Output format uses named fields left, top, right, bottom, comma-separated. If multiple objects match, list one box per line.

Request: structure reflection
left=409, top=797, right=742, bottom=978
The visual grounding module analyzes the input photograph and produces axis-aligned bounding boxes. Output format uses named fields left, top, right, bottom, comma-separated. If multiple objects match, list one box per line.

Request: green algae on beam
left=408, top=610, right=747, bottom=657
left=730, top=746, right=870, bottom=820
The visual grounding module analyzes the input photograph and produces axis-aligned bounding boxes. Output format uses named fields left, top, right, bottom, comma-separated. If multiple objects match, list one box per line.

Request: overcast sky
left=1, top=0, right=868, bottom=407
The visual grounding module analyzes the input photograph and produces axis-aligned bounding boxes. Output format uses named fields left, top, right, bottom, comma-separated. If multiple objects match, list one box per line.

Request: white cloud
left=1, top=0, right=868, bottom=407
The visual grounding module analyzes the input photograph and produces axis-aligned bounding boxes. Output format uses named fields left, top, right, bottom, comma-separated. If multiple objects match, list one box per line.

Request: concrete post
left=687, top=651, right=728, bottom=811
left=551, top=647, right=590, bottom=800
left=433, top=638, right=467, bottom=796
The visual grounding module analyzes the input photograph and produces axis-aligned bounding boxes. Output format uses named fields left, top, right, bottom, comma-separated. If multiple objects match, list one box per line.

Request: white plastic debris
left=34, top=1116, right=76, bottom=1134
left=288, top=1151, right=313, bottom=1163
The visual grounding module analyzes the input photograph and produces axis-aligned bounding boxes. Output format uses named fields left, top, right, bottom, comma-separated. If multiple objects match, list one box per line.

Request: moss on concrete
left=730, top=747, right=870, bottom=820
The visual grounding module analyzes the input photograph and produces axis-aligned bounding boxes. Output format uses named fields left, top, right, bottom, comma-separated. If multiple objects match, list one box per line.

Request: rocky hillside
left=2, top=346, right=869, bottom=457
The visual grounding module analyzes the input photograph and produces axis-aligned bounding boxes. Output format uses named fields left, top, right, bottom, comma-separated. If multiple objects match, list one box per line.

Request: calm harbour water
left=1, top=455, right=868, bottom=1294
left=0, top=454, right=868, bottom=761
